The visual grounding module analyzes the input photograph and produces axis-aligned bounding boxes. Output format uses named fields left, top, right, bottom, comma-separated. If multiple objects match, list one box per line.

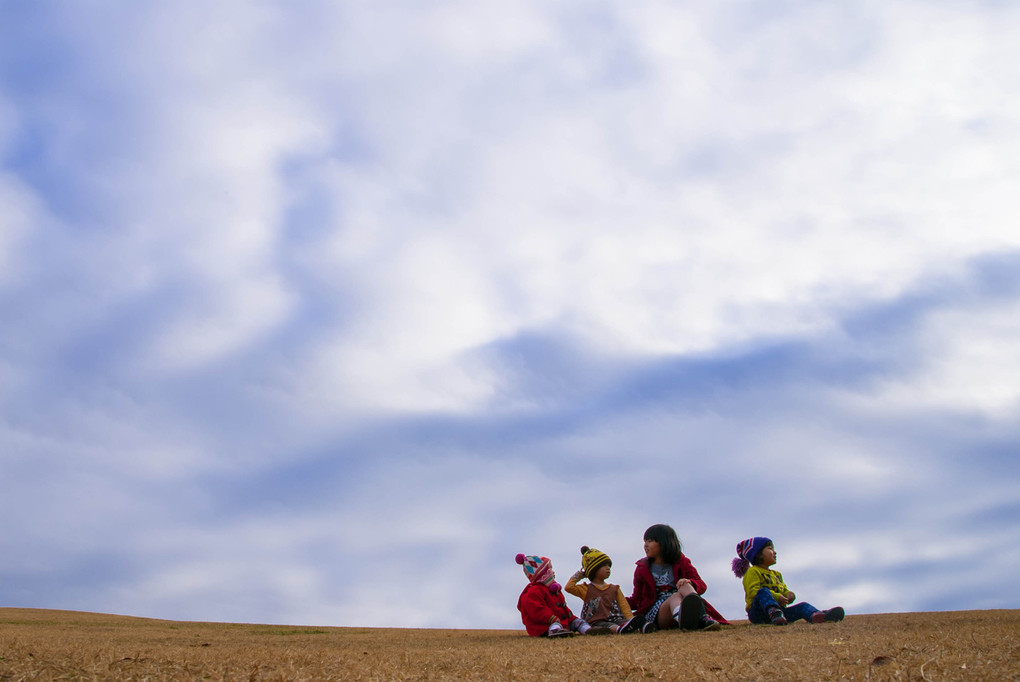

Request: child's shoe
left=811, top=607, right=845, bottom=624
left=618, top=616, right=642, bottom=634
left=768, top=607, right=788, bottom=626
left=641, top=619, right=658, bottom=634
left=826, top=607, right=845, bottom=622
left=547, top=623, right=574, bottom=637
left=676, top=593, right=704, bottom=630
left=697, top=615, right=722, bottom=631
left=585, top=625, right=614, bottom=635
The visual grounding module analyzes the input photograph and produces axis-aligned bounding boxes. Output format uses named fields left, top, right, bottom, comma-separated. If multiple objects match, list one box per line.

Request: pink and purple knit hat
left=516, top=553, right=562, bottom=593
left=731, top=536, right=772, bottom=578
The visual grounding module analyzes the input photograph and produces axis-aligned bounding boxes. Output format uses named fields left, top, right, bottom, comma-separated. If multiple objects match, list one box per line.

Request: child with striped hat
left=732, top=536, right=845, bottom=626
left=566, top=546, right=640, bottom=634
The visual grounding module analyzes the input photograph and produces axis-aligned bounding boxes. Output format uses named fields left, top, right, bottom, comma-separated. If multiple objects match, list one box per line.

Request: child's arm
left=564, top=571, right=587, bottom=600
left=615, top=586, right=633, bottom=619
left=774, top=570, right=794, bottom=604
left=627, top=565, right=648, bottom=613
left=743, top=567, right=787, bottom=603
left=742, top=567, right=769, bottom=602
left=770, top=570, right=790, bottom=597
left=519, top=587, right=559, bottom=627
left=676, top=555, right=709, bottom=595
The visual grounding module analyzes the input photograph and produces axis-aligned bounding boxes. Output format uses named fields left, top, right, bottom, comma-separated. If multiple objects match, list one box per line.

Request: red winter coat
left=628, top=556, right=729, bottom=624
left=517, top=583, right=577, bottom=636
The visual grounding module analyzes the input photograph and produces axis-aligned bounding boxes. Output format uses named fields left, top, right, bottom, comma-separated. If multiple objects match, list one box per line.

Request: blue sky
left=2, top=1, right=1019, bottom=629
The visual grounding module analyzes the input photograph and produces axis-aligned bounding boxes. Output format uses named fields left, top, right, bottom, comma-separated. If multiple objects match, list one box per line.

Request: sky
left=1, top=1, right=1019, bottom=630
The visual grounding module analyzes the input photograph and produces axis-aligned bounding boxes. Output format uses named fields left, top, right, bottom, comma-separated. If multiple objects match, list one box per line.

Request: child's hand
left=572, top=570, right=585, bottom=580
left=675, top=578, right=693, bottom=589
left=785, top=591, right=795, bottom=603
left=775, top=593, right=790, bottom=606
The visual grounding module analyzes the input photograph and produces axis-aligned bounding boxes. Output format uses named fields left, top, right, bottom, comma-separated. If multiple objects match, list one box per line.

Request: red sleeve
left=519, top=585, right=557, bottom=629
left=628, top=562, right=653, bottom=614
left=676, top=555, right=708, bottom=595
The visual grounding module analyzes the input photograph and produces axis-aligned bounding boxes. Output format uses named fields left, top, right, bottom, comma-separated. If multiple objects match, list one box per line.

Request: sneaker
left=547, top=624, right=574, bottom=637
left=697, top=615, right=722, bottom=631
left=823, top=607, right=845, bottom=623
left=641, top=619, right=659, bottom=634
left=768, top=608, right=788, bottom=626
left=677, top=593, right=704, bottom=630
left=586, top=625, right=614, bottom=635
left=618, top=616, right=642, bottom=634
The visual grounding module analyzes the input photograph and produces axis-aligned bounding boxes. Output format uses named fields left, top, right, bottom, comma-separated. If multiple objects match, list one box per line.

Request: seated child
left=515, top=553, right=594, bottom=637
left=731, top=536, right=845, bottom=626
left=630, top=523, right=728, bottom=632
left=565, top=546, right=639, bottom=634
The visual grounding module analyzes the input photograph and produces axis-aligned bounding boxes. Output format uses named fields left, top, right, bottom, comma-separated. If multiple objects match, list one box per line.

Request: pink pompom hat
left=516, top=553, right=561, bottom=593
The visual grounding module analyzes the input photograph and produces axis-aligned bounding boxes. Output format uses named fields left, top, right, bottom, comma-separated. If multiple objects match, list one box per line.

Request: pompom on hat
left=516, top=553, right=561, bottom=593
left=579, top=546, right=611, bottom=580
left=731, top=537, right=772, bottom=578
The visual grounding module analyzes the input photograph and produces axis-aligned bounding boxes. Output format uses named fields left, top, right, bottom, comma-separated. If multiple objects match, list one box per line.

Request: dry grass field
left=1, top=608, right=1018, bottom=681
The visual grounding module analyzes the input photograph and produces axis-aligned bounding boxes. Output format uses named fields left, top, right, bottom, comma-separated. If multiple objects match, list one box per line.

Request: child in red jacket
left=516, top=553, right=593, bottom=637
left=628, top=524, right=728, bottom=633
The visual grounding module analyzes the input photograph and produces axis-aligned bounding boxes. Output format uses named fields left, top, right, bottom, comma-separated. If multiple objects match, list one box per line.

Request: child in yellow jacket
left=732, top=537, right=845, bottom=626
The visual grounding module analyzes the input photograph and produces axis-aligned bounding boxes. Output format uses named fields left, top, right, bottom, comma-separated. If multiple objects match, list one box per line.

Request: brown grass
left=1, top=608, right=1018, bottom=680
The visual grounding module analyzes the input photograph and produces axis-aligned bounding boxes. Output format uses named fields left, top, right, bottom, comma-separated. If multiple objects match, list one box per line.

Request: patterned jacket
left=742, top=565, right=790, bottom=610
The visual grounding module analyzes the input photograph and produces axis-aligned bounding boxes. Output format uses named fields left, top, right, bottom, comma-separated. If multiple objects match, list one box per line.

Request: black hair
left=643, top=523, right=683, bottom=564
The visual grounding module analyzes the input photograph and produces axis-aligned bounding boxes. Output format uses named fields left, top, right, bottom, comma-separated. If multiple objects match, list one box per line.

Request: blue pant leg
left=747, top=588, right=781, bottom=625
left=782, top=601, right=819, bottom=624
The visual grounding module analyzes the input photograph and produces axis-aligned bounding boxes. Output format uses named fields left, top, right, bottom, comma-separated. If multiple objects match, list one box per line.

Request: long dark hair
left=644, top=523, right=683, bottom=564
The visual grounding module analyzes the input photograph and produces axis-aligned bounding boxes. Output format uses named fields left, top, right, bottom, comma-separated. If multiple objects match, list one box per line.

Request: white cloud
left=270, top=0, right=1020, bottom=402
left=861, top=299, right=1020, bottom=417
left=2, top=0, right=1020, bottom=629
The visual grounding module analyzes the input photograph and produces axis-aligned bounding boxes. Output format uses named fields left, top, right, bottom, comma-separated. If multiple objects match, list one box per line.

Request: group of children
left=516, top=523, right=845, bottom=637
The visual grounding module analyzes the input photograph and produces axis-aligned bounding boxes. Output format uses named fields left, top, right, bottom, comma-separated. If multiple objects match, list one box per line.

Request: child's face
left=643, top=538, right=661, bottom=560
left=594, top=564, right=612, bottom=581
left=757, top=544, right=777, bottom=567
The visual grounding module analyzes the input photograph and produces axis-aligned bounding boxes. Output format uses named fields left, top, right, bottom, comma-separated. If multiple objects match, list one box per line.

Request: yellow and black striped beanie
left=580, top=546, right=611, bottom=580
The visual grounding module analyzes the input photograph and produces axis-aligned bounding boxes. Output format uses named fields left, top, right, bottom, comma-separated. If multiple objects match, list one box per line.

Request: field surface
left=1, top=608, right=1018, bottom=680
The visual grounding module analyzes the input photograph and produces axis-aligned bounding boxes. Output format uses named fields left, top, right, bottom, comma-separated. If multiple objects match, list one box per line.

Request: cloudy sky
left=2, top=1, right=1019, bottom=630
